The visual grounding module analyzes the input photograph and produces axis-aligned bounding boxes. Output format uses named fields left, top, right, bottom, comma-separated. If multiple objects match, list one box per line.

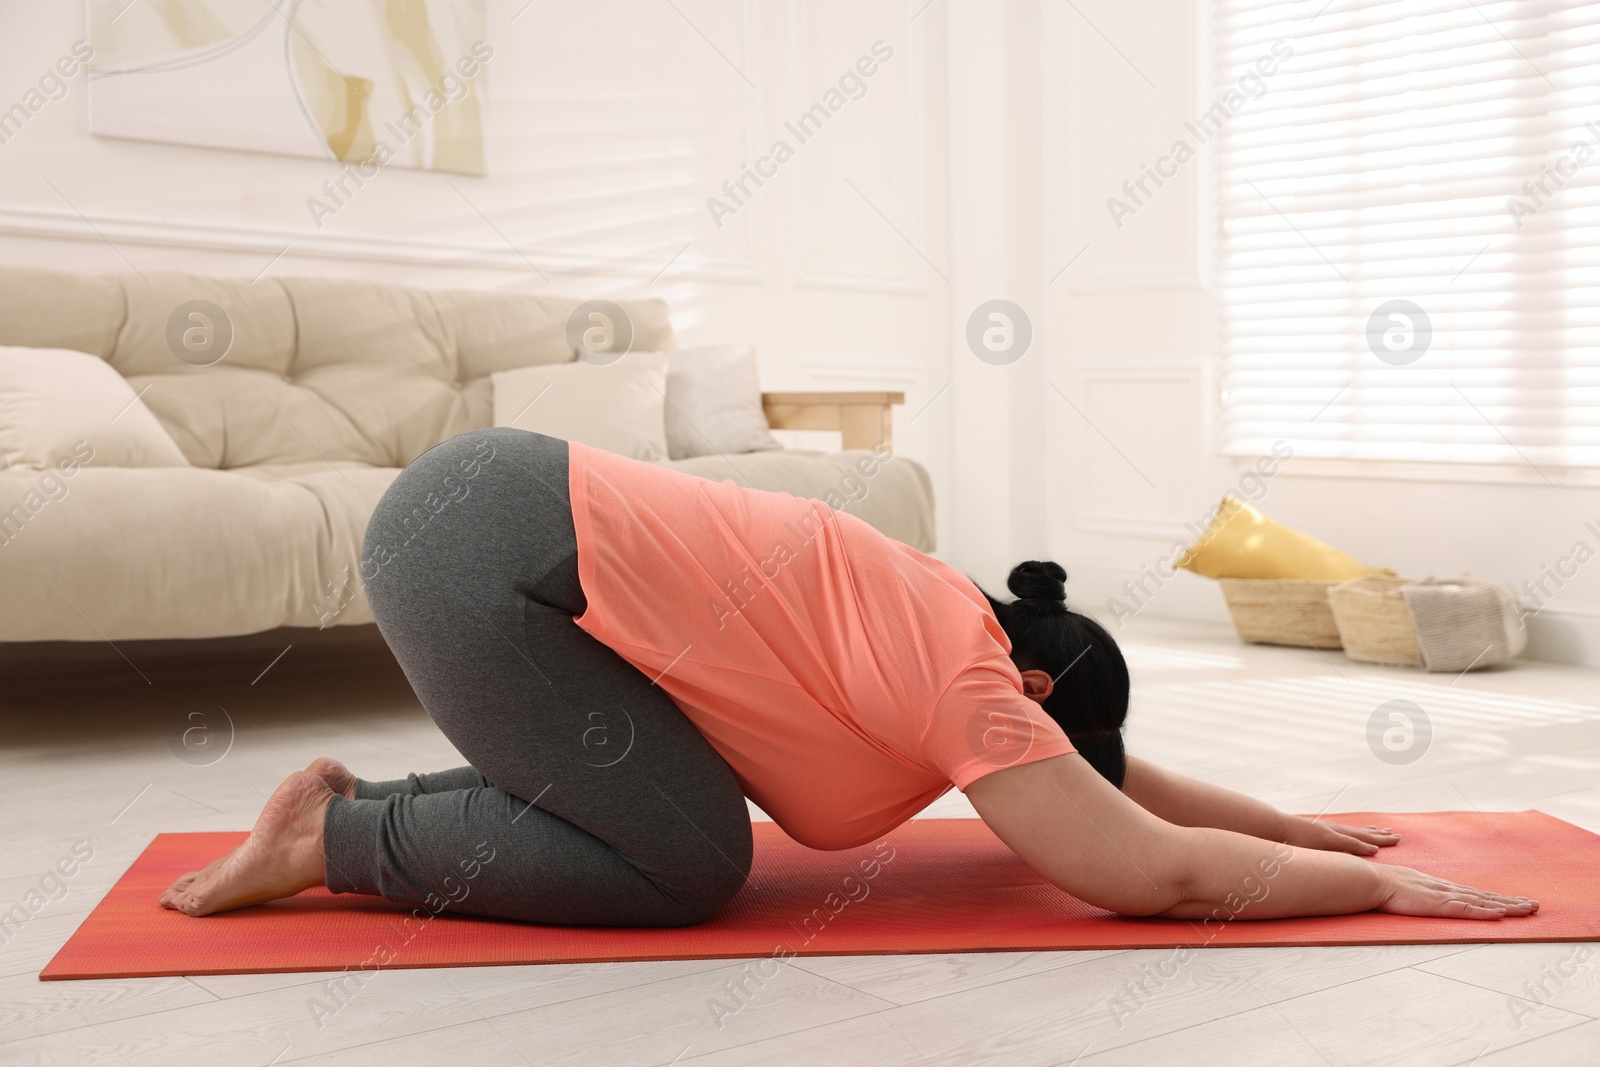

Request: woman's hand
left=1376, top=865, right=1540, bottom=919
left=1281, top=817, right=1400, bottom=856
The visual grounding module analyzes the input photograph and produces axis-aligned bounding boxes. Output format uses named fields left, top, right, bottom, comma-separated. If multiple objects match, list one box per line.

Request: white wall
left=1039, top=0, right=1600, bottom=665
left=0, top=0, right=964, bottom=556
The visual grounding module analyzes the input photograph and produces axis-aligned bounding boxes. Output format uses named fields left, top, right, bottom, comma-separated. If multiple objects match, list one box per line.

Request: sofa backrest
left=0, top=265, right=674, bottom=469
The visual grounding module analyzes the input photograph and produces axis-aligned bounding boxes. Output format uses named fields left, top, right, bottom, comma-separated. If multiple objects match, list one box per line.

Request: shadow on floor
left=0, top=625, right=425, bottom=756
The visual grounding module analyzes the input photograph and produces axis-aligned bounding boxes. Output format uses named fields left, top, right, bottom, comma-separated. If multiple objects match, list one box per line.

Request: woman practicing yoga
left=160, top=427, right=1538, bottom=926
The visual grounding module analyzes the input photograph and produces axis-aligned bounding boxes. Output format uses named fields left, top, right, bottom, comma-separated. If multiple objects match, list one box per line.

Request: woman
left=160, top=428, right=1537, bottom=925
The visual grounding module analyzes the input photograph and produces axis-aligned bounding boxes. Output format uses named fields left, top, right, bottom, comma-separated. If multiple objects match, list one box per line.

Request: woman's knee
left=656, top=820, right=753, bottom=925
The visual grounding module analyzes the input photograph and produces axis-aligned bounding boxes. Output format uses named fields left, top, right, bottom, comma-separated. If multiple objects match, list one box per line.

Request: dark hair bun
left=1007, top=560, right=1067, bottom=602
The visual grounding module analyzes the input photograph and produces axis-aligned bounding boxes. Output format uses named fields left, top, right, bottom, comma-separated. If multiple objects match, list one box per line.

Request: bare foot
left=159, top=772, right=333, bottom=916
left=162, top=852, right=231, bottom=900
left=305, top=756, right=357, bottom=800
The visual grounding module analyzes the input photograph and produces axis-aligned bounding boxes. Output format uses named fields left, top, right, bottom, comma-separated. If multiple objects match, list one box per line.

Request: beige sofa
left=0, top=265, right=934, bottom=643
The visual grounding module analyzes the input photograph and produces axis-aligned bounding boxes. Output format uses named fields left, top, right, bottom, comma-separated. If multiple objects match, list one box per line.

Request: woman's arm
left=965, top=754, right=1538, bottom=921
left=1121, top=755, right=1399, bottom=857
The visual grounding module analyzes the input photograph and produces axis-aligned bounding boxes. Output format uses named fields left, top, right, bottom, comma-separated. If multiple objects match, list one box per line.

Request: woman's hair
left=980, top=560, right=1130, bottom=788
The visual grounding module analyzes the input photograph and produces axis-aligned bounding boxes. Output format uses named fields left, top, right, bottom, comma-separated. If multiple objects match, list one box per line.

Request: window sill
left=1230, top=455, right=1600, bottom=490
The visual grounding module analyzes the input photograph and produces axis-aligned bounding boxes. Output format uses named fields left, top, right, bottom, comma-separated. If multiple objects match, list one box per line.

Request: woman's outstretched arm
left=1120, top=755, right=1400, bottom=856
left=965, top=753, right=1538, bottom=922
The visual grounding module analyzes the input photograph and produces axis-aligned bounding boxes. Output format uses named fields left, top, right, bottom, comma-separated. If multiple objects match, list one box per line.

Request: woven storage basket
left=1328, top=574, right=1422, bottom=668
left=1219, top=578, right=1343, bottom=649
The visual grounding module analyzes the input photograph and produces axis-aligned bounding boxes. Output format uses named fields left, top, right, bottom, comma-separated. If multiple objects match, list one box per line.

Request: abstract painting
left=85, top=0, right=489, bottom=175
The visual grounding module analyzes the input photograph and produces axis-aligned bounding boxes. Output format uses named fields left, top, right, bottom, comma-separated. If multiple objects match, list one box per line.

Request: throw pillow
left=1178, top=496, right=1389, bottom=580
left=0, top=346, right=190, bottom=469
left=658, top=344, right=781, bottom=460
left=491, top=353, right=670, bottom=461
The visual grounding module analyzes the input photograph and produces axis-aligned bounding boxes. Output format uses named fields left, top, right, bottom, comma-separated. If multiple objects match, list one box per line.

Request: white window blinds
left=1216, top=0, right=1600, bottom=469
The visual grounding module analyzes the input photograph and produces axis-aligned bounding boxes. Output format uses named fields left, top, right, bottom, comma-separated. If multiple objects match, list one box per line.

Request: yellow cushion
left=1177, top=496, right=1389, bottom=581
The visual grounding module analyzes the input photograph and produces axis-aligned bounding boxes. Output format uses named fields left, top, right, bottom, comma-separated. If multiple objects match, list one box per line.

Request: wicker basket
left=1328, top=575, right=1422, bottom=668
left=1219, top=578, right=1343, bottom=649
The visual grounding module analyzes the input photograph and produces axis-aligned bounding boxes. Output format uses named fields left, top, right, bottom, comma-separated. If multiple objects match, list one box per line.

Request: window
left=1215, top=0, right=1600, bottom=471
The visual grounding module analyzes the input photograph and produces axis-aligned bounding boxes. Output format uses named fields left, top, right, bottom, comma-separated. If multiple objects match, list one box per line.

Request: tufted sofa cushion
left=0, top=265, right=674, bottom=469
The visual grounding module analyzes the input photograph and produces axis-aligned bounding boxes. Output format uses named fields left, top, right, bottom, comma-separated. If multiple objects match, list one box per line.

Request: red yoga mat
left=41, top=811, right=1600, bottom=980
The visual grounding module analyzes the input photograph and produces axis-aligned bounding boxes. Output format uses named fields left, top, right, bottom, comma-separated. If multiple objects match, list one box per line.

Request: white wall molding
left=1064, top=271, right=1206, bottom=295
left=1074, top=515, right=1197, bottom=540
left=801, top=359, right=921, bottom=386
left=790, top=270, right=928, bottom=296
left=0, top=203, right=766, bottom=283
left=1062, top=366, right=1204, bottom=539
left=785, top=0, right=929, bottom=297
left=1060, top=0, right=1208, bottom=297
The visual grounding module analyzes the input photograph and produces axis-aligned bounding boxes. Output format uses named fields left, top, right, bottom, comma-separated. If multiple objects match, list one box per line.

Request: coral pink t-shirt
left=568, top=442, right=1077, bottom=850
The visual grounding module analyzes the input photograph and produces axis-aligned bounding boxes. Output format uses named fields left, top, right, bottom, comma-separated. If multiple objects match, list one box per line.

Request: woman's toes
left=304, top=757, right=356, bottom=800
left=167, top=890, right=204, bottom=917
left=156, top=850, right=236, bottom=910
left=166, top=870, right=201, bottom=893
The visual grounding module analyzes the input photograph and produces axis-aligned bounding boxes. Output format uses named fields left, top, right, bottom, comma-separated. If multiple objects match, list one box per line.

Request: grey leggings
left=322, top=427, right=753, bottom=926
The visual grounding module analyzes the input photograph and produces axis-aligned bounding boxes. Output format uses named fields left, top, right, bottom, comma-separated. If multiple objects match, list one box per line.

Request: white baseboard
left=1520, top=604, right=1600, bottom=667
left=1069, top=560, right=1228, bottom=630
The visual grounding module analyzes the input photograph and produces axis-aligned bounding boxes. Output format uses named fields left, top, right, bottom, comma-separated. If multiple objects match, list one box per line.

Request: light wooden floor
left=4, top=617, right=1599, bottom=1067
